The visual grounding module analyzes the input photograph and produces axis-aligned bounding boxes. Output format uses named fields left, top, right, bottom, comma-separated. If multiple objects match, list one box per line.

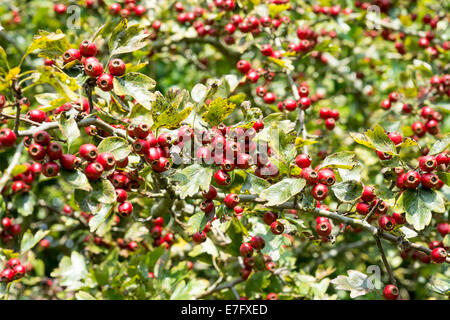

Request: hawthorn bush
left=0, top=0, right=448, bottom=300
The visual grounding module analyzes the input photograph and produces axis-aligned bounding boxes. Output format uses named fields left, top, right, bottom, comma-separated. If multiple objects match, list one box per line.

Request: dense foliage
left=0, top=0, right=449, bottom=300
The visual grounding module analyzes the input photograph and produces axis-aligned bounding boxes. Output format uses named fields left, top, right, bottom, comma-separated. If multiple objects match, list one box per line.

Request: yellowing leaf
left=201, top=97, right=236, bottom=126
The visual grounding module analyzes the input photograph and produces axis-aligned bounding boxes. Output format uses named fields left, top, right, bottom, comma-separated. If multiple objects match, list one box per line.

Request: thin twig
left=375, top=235, right=397, bottom=287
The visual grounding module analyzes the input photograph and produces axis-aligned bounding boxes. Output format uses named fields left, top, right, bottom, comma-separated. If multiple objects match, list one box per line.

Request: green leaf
left=151, top=91, right=193, bottom=130
left=13, top=192, right=36, bottom=216
left=22, top=30, right=70, bottom=64
left=51, top=251, right=88, bottom=291
left=331, top=270, right=374, bottom=298
left=241, top=173, right=271, bottom=194
left=113, top=72, right=156, bottom=110
left=58, top=113, right=80, bottom=150
left=350, top=124, right=397, bottom=155
left=187, top=211, right=208, bottom=235
left=260, top=178, right=306, bottom=206
left=319, top=151, right=358, bottom=169
left=429, top=133, right=450, bottom=155
left=201, top=97, right=236, bottom=127
left=89, top=204, right=114, bottom=233
left=109, top=19, right=150, bottom=56
left=60, top=169, right=92, bottom=191
left=91, top=179, right=117, bottom=204
left=331, top=180, right=363, bottom=202
left=395, top=188, right=445, bottom=231
left=20, top=229, right=50, bottom=254
left=97, top=137, right=132, bottom=161
left=364, top=124, right=397, bottom=155
left=11, top=164, right=29, bottom=177
left=173, top=164, right=213, bottom=199
left=437, top=172, right=450, bottom=186
left=245, top=271, right=271, bottom=297
left=75, top=291, right=96, bottom=300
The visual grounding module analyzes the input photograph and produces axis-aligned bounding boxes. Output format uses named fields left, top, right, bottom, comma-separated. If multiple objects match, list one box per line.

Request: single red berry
left=356, top=202, right=371, bottom=215
left=403, top=171, right=420, bottom=189
left=84, top=162, right=103, bottom=180
left=239, top=242, right=253, bottom=258
left=97, top=73, right=114, bottom=91
left=118, top=201, right=133, bottom=217
left=316, top=220, right=332, bottom=237
left=214, top=169, right=231, bottom=186
left=0, top=128, right=17, bottom=147
left=437, top=223, right=449, bottom=237
left=263, top=92, right=276, bottom=104
left=200, top=200, right=215, bottom=213
left=46, top=141, right=63, bottom=160
left=383, top=284, right=399, bottom=300
left=262, top=211, right=277, bottom=226
left=84, top=57, right=103, bottom=78
left=431, top=247, right=447, bottom=263
left=115, top=189, right=128, bottom=203
left=250, top=236, right=265, bottom=250
left=324, top=118, right=335, bottom=130
left=79, top=144, right=98, bottom=161
left=387, top=132, right=403, bottom=146
left=97, top=152, right=116, bottom=170
left=28, top=143, right=46, bottom=160
left=361, top=186, right=376, bottom=202
left=236, top=60, right=251, bottom=73
left=224, top=193, right=240, bottom=208
left=301, top=167, right=319, bottom=185
left=7, top=258, right=21, bottom=269
left=312, top=183, right=328, bottom=201
left=62, top=49, right=81, bottom=64
left=60, top=154, right=80, bottom=170
left=192, top=231, right=207, bottom=244
left=27, top=109, right=46, bottom=123
left=108, top=58, right=126, bottom=77
left=42, top=161, right=59, bottom=177
left=420, top=173, right=439, bottom=189
left=318, top=169, right=336, bottom=186
left=13, top=264, right=26, bottom=279
left=411, top=121, right=425, bottom=136
left=380, top=99, right=391, bottom=110
left=270, top=220, right=284, bottom=235
left=392, top=212, right=406, bottom=225
left=79, top=40, right=97, bottom=57
left=379, top=215, right=396, bottom=231
left=295, top=154, right=312, bottom=168
left=0, top=269, right=15, bottom=282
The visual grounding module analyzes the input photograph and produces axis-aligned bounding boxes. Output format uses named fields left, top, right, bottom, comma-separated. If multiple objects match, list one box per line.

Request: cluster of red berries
left=117, top=238, right=139, bottom=251
left=239, top=236, right=277, bottom=280
left=150, top=217, right=175, bottom=249
left=10, top=161, right=42, bottom=194
left=62, top=40, right=126, bottom=92
left=108, top=0, right=146, bottom=18
left=0, top=258, right=26, bottom=283
left=311, top=4, right=353, bottom=16
left=430, top=74, right=450, bottom=97
left=1, top=217, right=22, bottom=245
left=294, top=153, right=337, bottom=204
left=318, top=107, right=340, bottom=131
left=128, top=123, right=171, bottom=173
left=395, top=153, right=448, bottom=190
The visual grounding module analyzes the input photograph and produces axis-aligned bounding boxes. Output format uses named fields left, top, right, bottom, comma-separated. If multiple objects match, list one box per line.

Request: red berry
left=60, top=154, right=80, bottom=170
left=27, top=109, right=46, bottom=123
left=79, top=40, right=97, bottom=57
left=392, top=212, right=406, bottom=225
left=46, top=141, right=63, bottom=160
left=295, top=154, right=312, bottom=168
left=361, top=186, right=376, bottom=202
left=239, top=242, right=253, bottom=258
left=79, top=144, right=98, bottom=161
left=262, top=211, right=277, bottom=225
left=108, top=58, right=126, bottom=77
left=42, top=161, right=59, bottom=177
left=324, top=118, right=335, bottom=130
left=97, top=73, right=114, bottom=91
left=318, top=168, right=336, bottom=186
left=214, top=169, right=231, bottom=186
left=316, top=220, right=332, bottom=237
left=379, top=215, right=395, bottom=231
left=236, top=60, right=251, bottom=73
left=84, top=162, right=103, bottom=180
left=319, top=108, right=330, bottom=119
left=356, top=202, right=370, bottom=215
left=270, top=220, right=284, bottom=235
left=301, top=167, right=319, bottom=185
left=62, top=49, right=81, bottom=64
left=437, top=223, right=449, bottom=237
left=250, top=236, right=265, bottom=250
left=200, top=200, right=215, bottom=213
left=387, top=132, right=403, bottom=146
left=403, top=171, right=420, bottom=189
left=380, top=99, right=391, bottom=110
left=383, top=284, right=399, bottom=300
left=118, top=201, right=133, bottom=217
left=84, top=57, right=103, bottom=78
left=431, top=247, right=447, bottom=263
left=97, top=152, right=116, bottom=170
left=192, top=231, right=207, bottom=244
left=224, top=193, right=239, bottom=208
left=7, top=258, right=21, bottom=269
left=0, top=128, right=17, bottom=147
left=420, top=173, right=439, bottom=189
left=312, top=183, right=328, bottom=201
left=0, top=269, right=15, bottom=282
